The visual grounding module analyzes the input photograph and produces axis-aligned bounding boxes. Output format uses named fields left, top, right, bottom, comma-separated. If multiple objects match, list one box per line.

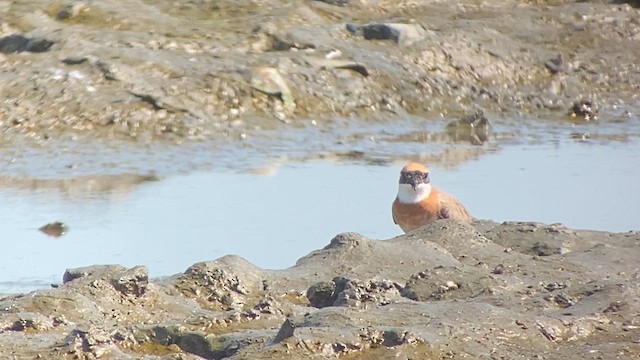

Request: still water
left=1, top=139, right=639, bottom=294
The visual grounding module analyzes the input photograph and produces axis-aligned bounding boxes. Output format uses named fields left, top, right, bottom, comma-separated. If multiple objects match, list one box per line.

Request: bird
left=392, top=162, right=473, bottom=233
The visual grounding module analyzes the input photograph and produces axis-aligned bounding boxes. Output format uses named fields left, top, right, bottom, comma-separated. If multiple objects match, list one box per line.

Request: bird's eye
left=424, top=173, right=429, bottom=180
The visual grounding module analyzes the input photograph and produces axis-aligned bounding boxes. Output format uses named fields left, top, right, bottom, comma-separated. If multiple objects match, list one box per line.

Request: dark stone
left=545, top=54, right=566, bottom=74
left=273, top=318, right=296, bottom=343
left=532, top=241, right=559, bottom=256
left=569, top=99, right=598, bottom=121
left=307, top=281, right=337, bottom=308
left=315, top=0, right=349, bottom=6
left=178, top=331, right=216, bottom=359
left=382, top=329, right=406, bottom=346
left=38, top=221, right=68, bottom=238
left=0, top=34, right=53, bottom=53
left=62, top=56, right=89, bottom=65
left=361, top=24, right=400, bottom=41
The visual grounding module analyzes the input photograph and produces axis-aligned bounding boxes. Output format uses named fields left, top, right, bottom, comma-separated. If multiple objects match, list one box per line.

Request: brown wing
left=392, top=199, right=398, bottom=224
left=436, top=190, right=474, bottom=222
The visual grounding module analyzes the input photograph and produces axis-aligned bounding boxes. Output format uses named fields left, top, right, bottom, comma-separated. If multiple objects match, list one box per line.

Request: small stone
left=62, top=56, right=89, bottom=65
left=569, top=99, right=598, bottom=121
left=315, top=0, right=349, bottom=6
left=347, top=23, right=428, bottom=46
left=39, top=221, right=68, bottom=238
left=545, top=54, right=567, bottom=74
left=493, top=264, right=506, bottom=274
left=57, top=2, right=87, bottom=20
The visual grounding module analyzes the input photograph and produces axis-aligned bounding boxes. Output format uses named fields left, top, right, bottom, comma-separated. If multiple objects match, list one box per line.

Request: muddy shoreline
left=1, top=0, right=639, bottom=145
left=2, top=221, right=639, bottom=359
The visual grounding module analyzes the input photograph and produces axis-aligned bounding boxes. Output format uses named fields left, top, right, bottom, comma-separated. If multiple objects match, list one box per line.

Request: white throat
left=397, top=183, right=432, bottom=204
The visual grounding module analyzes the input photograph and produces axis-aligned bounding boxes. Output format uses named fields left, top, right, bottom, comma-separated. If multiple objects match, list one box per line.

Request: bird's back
left=435, top=188, right=474, bottom=222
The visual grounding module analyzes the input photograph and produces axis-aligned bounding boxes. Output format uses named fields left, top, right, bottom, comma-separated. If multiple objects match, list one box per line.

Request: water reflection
left=1, top=139, right=639, bottom=294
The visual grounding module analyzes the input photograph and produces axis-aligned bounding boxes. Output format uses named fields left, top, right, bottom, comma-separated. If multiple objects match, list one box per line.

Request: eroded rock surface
left=1, top=220, right=639, bottom=359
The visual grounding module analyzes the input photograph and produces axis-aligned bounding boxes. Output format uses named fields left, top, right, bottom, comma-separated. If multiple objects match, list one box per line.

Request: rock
left=174, top=255, right=265, bottom=310
left=569, top=99, right=598, bottom=121
left=56, top=1, right=87, bottom=20
left=305, top=56, right=369, bottom=76
left=62, top=55, right=89, bottom=65
left=146, top=324, right=273, bottom=359
left=58, top=326, right=117, bottom=359
left=7, top=312, right=55, bottom=331
left=177, top=330, right=217, bottom=359
left=63, top=264, right=123, bottom=283
left=250, top=67, right=295, bottom=112
left=307, top=281, right=337, bottom=308
left=62, top=264, right=148, bottom=297
left=545, top=53, right=567, bottom=74
left=382, top=328, right=422, bottom=346
left=272, top=318, right=296, bottom=343
left=308, top=277, right=402, bottom=308
left=270, top=29, right=319, bottom=51
left=111, top=265, right=149, bottom=297
left=315, top=0, right=349, bottom=6
left=347, top=23, right=429, bottom=46
left=38, top=221, right=68, bottom=238
left=0, top=34, right=53, bottom=53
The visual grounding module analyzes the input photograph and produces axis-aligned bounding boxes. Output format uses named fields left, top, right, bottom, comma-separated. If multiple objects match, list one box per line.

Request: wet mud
left=1, top=221, right=639, bottom=359
left=1, top=0, right=639, bottom=146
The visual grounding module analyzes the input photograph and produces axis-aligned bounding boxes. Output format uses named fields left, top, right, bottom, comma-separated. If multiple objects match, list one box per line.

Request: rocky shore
left=1, top=220, right=639, bottom=359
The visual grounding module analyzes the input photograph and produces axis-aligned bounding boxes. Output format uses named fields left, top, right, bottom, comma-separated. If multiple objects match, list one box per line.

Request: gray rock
left=57, top=1, right=87, bottom=20
left=62, top=55, right=89, bottom=65
left=0, top=34, right=53, bottom=53
left=347, top=23, right=429, bottom=46
left=63, top=264, right=126, bottom=284
left=307, top=281, right=336, bottom=308
left=315, top=0, right=349, bottom=6
left=272, top=318, right=296, bottom=343
left=111, top=265, right=149, bottom=297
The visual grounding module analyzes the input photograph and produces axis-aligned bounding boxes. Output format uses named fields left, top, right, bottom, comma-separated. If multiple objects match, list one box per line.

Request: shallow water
left=1, top=135, right=639, bottom=294
left=2, top=110, right=639, bottom=294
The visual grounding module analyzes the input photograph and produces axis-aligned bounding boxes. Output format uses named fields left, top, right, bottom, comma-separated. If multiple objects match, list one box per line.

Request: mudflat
left=1, top=221, right=639, bottom=358
left=1, top=0, right=639, bottom=358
